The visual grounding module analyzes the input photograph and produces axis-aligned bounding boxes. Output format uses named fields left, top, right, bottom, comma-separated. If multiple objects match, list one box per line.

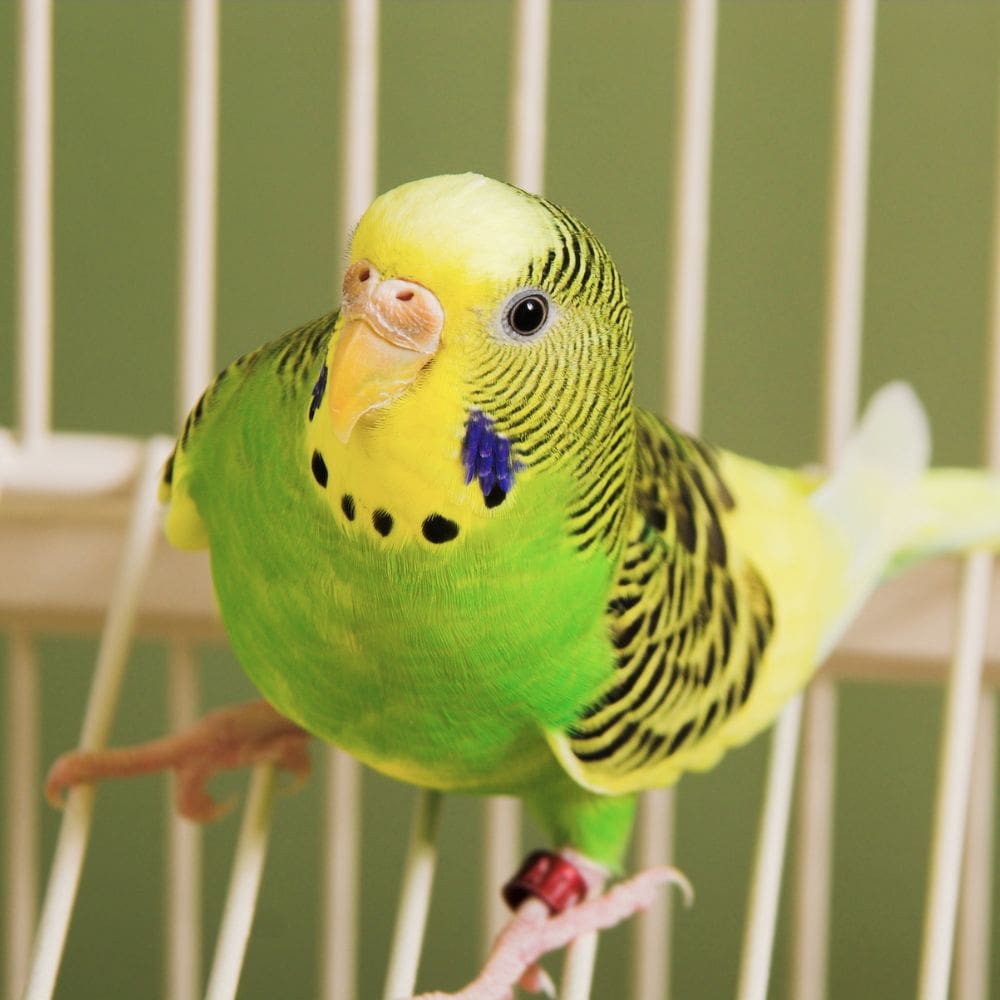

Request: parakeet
left=49, top=173, right=1000, bottom=998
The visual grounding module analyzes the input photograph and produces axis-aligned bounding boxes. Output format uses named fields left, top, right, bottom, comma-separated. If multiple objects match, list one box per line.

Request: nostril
left=395, top=290, right=414, bottom=302
left=358, top=267, right=371, bottom=282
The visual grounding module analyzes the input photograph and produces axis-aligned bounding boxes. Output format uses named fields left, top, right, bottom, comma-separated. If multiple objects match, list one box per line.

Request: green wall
left=2, top=2, right=999, bottom=997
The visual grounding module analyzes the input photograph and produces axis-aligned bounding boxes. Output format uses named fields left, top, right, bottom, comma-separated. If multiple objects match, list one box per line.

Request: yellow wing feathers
left=160, top=446, right=209, bottom=550
left=549, top=385, right=963, bottom=795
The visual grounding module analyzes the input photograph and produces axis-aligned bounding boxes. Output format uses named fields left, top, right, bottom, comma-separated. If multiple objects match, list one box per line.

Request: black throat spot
left=422, top=514, right=460, bottom=544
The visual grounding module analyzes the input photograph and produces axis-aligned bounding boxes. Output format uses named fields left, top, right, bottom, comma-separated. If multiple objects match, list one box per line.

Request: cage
left=3, top=1, right=1000, bottom=998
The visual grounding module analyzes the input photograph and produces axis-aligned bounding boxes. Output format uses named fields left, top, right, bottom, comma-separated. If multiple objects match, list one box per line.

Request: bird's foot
left=46, top=699, right=310, bottom=821
left=411, top=850, right=693, bottom=999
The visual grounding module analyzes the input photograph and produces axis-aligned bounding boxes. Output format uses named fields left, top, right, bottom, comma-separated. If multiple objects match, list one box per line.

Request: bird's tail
left=810, top=382, right=1000, bottom=658
left=887, top=468, right=1000, bottom=575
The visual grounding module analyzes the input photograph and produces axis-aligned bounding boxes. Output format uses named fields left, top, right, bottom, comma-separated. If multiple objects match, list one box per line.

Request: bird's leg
left=46, top=699, right=310, bottom=822
left=411, top=849, right=692, bottom=1000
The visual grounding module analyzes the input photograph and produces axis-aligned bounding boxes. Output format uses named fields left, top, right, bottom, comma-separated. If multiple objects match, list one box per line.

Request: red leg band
left=502, top=850, right=588, bottom=915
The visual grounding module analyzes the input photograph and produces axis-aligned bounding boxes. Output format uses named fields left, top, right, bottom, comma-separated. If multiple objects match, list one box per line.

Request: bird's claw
left=410, top=864, right=692, bottom=999
left=45, top=700, right=310, bottom=822
left=517, top=962, right=555, bottom=996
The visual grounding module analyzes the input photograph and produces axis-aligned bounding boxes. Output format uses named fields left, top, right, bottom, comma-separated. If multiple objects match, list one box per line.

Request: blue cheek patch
left=462, top=410, right=521, bottom=507
left=309, top=364, right=328, bottom=421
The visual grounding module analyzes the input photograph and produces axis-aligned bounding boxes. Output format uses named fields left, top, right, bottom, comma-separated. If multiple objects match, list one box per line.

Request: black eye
left=507, top=293, right=549, bottom=337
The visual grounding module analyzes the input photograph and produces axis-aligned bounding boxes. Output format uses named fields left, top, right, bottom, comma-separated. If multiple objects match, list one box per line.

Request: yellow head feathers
left=349, top=174, right=556, bottom=296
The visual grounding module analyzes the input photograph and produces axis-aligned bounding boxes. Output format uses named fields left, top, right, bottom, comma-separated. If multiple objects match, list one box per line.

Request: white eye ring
left=499, top=289, right=555, bottom=342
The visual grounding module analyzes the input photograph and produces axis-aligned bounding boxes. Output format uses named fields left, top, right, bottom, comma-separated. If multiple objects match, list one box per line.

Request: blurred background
left=1, top=1, right=999, bottom=997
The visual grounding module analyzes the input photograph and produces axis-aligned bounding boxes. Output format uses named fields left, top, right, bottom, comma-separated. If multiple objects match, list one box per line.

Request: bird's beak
left=327, top=260, right=444, bottom=443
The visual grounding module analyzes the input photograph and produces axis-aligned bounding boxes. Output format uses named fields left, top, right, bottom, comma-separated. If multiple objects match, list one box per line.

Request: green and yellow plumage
left=160, top=173, right=1000, bottom=869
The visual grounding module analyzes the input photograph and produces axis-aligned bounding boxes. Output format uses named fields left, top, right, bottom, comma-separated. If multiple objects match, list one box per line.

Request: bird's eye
left=503, top=292, right=551, bottom=339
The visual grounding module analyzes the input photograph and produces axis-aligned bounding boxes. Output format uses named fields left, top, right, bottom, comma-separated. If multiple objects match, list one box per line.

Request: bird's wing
left=159, top=313, right=336, bottom=550
left=547, top=410, right=784, bottom=795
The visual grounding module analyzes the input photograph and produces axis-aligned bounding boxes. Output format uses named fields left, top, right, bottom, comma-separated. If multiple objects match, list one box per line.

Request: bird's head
left=320, top=173, right=636, bottom=550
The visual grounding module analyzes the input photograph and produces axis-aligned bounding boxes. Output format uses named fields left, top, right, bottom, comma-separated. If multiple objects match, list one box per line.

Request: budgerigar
left=50, top=173, right=1000, bottom=997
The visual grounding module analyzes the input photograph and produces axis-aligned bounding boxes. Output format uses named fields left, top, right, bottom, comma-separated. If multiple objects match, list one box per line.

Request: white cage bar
left=167, top=0, right=220, bottom=994
left=637, top=2, right=719, bottom=998
left=7, top=0, right=52, bottom=987
left=16, top=0, right=53, bottom=448
left=4, top=630, right=38, bottom=1000
left=322, top=4, right=379, bottom=999
left=4, top=3, right=1000, bottom=1000
left=792, top=3, right=877, bottom=998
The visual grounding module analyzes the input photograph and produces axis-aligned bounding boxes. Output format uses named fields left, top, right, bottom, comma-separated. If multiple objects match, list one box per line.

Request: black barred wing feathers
left=551, top=411, right=776, bottom=795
